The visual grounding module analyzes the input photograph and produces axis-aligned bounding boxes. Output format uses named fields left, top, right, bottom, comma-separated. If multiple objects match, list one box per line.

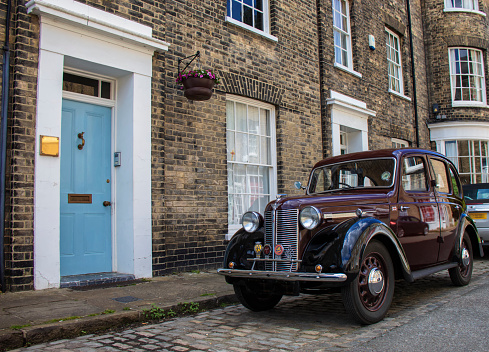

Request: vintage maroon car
left=218, top=149, right=484, bottom=324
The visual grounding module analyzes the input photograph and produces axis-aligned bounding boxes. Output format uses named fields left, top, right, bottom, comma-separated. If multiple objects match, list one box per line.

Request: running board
left=411, top=262, right=458, bottom=281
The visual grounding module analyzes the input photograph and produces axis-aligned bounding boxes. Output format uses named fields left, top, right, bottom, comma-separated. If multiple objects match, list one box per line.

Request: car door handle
left=103, top=201, right=111, bottom=207
left=400, top=206, right=410, bottom=211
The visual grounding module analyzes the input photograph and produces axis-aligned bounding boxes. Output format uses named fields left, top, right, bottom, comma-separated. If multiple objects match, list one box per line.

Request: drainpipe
left=0, top=0, right=12, bottom=293
left=406, top=0, right=420, bottom=147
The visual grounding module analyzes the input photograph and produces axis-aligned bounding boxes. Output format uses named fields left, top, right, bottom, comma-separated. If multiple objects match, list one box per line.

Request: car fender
left=222, top=228, right=265, bottom=270
left=454, top=213, right=484, bottom=260
left=303, top=217, right=412, bottom=282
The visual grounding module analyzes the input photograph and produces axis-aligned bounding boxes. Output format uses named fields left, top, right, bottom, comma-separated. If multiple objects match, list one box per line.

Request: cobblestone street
left=12, top=258, right=489, bottom=352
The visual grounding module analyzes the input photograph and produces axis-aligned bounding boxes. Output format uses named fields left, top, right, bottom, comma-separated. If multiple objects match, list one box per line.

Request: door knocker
left=77, top=132, right=85, bottom=150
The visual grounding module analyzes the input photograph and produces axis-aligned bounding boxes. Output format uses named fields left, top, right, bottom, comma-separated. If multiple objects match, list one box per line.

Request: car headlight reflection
left=300, top=206, right=322, bottom=230
left=241, top=211, right=263, bottom=233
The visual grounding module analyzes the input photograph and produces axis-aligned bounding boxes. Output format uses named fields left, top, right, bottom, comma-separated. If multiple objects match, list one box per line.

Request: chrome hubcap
left=462, top=247, right=470, bottom=267
left=368, top=267, right=384, bottom=295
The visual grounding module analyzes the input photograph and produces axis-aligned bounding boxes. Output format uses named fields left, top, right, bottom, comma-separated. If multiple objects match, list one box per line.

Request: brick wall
left=422, top=0, right=489, bottom=123
left=158, top=0, right=323, bottom=275
left=318, top=0, right=430, bottom=153
left=0, top=0, right=441, bottom=290
left=1, top=0, right=39, bottom=291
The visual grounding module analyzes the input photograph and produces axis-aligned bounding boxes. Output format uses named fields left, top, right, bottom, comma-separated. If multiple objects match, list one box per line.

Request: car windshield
left=463, top=184, right=489, bottom=202
left=309, top=158, right=396, bottom=194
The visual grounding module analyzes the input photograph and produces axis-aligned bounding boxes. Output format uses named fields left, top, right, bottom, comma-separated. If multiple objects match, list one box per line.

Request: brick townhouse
left=0, top=0, right=480, bottom=292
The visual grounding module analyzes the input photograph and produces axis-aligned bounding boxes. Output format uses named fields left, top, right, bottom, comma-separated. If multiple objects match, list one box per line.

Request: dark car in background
left=463, top=183, right=489, bottom=247
left=219, top=149, right=484, bottom=324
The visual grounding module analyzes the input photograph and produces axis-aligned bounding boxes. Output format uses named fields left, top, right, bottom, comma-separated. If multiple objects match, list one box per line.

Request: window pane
left=255, top=11, right=263, bottom=31
left=236, top=103, right=247, bottom=132
left=260, top=108, right=270, bottom=136
left=248, top=106, right=259, bottom=134
left=101, top=81, right=111, bottom=99
left=431, top=159, right=450, bottom=193
left=226, top=101, right=235, bottom=130
left=232, top=0, right=241, bottom=21
left=236, top=132, right=248, bottom=162
left=243, top=5, right=253, bottom=26
left=248, top=134, right=259, bottom=164
left=255, top=0, right=263, bottom=11
left=63, top=73, right=99, bottom=97
left=227, top=131, right=235, bottom=161
left=402, top=156, right=427, bottom=192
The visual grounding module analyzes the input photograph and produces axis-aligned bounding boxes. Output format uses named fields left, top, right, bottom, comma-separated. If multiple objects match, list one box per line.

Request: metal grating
left=264, top=209, right=299, bottom=271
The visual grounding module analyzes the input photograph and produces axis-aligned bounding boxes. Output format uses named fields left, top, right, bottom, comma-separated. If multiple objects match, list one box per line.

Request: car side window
left=429, top=159, right=450, bottom=193
left=401, top=156, right=428, bottom=192
left=449, top=166, right=461, bottom=197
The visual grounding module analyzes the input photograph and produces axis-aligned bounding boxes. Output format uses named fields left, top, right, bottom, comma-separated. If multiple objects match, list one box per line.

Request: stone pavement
left=0, top=272, right=236, bottom=351
left=2, top=258, right=489, bottom=351
left=6, top=258, right=489, bottom=352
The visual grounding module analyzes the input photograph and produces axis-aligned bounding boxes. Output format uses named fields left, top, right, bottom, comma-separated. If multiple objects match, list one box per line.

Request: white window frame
left=444, top=0, right=486, bottom=16
left=226, top=0, right=278, bottom=42
left=392, top=138, right=409, bottom=148
left=386, top=28, right=405, bottom=96
left=226, top=95, right=277, bottom=239
left=449, top=47, right=487, bottom=107
left=444, top=140, right=489, bottom=184
left=333, top=0, right=362, bottom=78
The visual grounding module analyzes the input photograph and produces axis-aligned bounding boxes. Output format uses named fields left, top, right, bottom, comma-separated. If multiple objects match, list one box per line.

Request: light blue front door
left=60, top=100, right=112, bottom=276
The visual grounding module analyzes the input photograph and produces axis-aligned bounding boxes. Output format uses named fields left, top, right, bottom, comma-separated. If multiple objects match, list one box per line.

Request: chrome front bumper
left=217, top=268, right=347, bottom=282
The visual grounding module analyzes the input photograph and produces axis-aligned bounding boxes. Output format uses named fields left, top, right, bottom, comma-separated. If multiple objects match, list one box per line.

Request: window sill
left=444, top=9, right=486, bottom=17
left=452, top=101, right=489, bottom=108
left=389, top=89, right=411, bottom=102
left=334, top=63, right=362, bottom=78
left=225, top=17, right=278, bottom=42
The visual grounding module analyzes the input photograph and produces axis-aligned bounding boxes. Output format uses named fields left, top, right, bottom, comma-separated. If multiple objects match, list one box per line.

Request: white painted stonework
left=428, top=121, right=489, bottom=154
left=327, top=91, right=376, bottom=156
left=28, top=0, right=169, bottom=289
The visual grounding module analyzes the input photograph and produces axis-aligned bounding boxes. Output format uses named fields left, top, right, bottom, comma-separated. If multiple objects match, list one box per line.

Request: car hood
left=266, top=191, right=391, bottom=213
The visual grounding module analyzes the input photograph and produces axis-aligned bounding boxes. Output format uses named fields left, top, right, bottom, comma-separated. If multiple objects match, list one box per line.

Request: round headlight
left=241, top=212, right=262, bottom=233
left=300, top=206, right=322, bottom=230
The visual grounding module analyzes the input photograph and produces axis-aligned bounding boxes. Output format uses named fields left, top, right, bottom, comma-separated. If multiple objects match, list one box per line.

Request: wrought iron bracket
left=178, top=51, right=200, bottom=76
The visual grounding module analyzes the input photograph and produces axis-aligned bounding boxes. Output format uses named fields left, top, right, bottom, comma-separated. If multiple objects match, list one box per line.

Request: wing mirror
left=294, top=181, right=306, bottom=190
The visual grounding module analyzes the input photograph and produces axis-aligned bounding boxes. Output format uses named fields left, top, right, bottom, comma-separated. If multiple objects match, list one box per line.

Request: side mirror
left=294, top=181, right=306, bottom=190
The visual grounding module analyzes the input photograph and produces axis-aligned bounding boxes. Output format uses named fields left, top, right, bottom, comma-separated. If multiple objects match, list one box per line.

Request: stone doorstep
left=0, top=294, right=238, bottom=351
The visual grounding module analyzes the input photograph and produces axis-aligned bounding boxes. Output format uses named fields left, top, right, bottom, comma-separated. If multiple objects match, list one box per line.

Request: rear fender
left=454, top=214, right=484, bottom=260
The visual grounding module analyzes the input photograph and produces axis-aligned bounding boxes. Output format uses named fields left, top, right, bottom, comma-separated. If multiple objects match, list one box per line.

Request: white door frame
left=28, top=0, right=169, bottom=289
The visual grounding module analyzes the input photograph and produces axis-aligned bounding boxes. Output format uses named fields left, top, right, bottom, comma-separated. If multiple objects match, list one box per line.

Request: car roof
left=312, top=148, right=446, bottom=169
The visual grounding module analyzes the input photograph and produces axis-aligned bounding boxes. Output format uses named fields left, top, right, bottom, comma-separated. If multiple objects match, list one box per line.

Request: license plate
left=470, top=212, right=487, bottom=220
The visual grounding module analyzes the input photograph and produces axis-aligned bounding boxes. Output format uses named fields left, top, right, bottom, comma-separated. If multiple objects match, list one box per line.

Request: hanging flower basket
left=176, top=69, right=220, bottom=101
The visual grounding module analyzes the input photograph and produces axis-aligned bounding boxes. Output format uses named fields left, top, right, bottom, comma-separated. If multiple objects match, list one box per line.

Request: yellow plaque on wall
left=40, top=135, right=59, bottom=157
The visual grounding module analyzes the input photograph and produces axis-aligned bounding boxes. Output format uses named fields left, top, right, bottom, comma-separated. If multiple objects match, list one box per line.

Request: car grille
left=264, top=209, right=299, bottom=272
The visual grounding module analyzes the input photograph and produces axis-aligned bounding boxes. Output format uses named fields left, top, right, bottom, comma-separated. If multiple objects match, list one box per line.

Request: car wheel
left=449, top=232, right=473, bottom=286
left=233, top=281, right=283, bottom=312
left=341, top=240, right=394, bottom=324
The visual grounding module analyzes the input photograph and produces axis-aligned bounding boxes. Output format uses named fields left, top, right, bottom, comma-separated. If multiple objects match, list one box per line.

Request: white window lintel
left=327, top=90, right=376, bottom=117
left=26, top=0, right=170, bottom=53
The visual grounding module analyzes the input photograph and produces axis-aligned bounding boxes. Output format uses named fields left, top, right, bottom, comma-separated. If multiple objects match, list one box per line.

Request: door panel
left=397, top=155, right=440, bottom=270
left=430, top=159, right=463, bottom=262
left=60, top=100, right=112, bottom=276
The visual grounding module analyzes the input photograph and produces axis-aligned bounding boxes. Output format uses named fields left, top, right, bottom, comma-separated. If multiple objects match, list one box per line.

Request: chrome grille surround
left=264, top=209, right=300, bottom=272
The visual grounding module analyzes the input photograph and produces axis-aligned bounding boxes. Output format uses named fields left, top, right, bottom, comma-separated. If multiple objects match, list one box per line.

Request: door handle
left=103, top=201, right=111, bottom=207
left=78, top=132, right=85, bottom=150
left=400, top=206, right=410, bottom=211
